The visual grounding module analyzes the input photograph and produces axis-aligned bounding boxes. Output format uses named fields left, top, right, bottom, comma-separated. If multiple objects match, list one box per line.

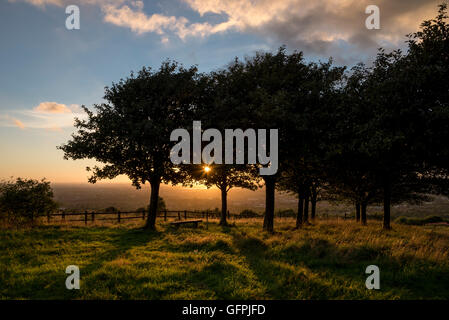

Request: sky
left=0, top=0, right=443, bottom=183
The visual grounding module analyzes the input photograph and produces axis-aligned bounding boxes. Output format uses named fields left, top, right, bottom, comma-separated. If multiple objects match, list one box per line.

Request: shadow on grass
left=76, top=227, right=251, bottom=299
left=249, top=233, right=449, bottom=299
left=0, top=226, right=165, bottom=299
left=2, top=223, right=449, bottom=299
left=229, top=232, right=340, bottom=299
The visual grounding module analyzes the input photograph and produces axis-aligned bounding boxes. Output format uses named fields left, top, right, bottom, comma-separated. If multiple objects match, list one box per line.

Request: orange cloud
left=46, top=126, right=63, bottom=132
left=34, top=102, right=72, bottom=114
left=13, top=119, right=25, bottom=129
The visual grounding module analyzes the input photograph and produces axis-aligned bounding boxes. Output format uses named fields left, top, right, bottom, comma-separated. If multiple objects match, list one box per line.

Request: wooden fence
left=46, top=209, right=224, bottom=225
left=44, top=210, right=353, bottom=225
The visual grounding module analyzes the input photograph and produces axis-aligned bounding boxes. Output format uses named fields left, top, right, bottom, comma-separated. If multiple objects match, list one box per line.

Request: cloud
left=8, top=0, right=64, bottom=7
left=101, top=0, right=444, bottom=61
left=181, top=0, right=442, bottom=61
left=161, top=36, right=169, bottom=44
left=34, top=101, right=72, bottom=114
left=8, top=0, right=124, bottom=7
left=13, top=119, right=25, bottom=129
left=102, top=4, right=180, bottom=35
left=10, top=0, right=443, bottom=62
left=0, top=102, right=85, bottom=131
left=46, top=126, right=63, bottom=132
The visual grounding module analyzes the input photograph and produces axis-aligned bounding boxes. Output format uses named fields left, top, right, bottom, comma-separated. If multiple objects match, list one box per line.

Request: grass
left=1, top=218, right=448, bottom=299
left=395, top=215, right=449, bottom=226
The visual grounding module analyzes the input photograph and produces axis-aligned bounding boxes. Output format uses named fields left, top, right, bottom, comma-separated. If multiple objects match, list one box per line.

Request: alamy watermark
left=365, top=265, right=380, bottom=289
left=170, top=121, right=278, bottom=175
left=365, top=5, right=380, bottom=30
left=65, top=5, right=80, bottom=30
left=65, top=265, right=80, bottom=290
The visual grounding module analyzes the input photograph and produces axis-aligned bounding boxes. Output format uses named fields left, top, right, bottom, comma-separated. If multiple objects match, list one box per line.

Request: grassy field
left=1, top=218, right=448, bottom=299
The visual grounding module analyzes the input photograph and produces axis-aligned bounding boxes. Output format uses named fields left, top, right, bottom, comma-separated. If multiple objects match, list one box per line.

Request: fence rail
left=44, top=210, right=354, bottom=225
left=46, top=209, right=224, bottom=225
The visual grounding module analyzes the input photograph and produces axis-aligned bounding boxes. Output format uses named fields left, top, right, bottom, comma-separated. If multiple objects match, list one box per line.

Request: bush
left=239, top=209, right=260, bottom=218
left=135, top=197, right=167, bottom=213
left=367, top=212, right=383, bottom=221
left=0, top=178, right=58, bottom=226
left=277, top=209, right=296, bottom=217
left=395, top=215, right=446, bottom=226
left=103, top=206, right=118, bottom=213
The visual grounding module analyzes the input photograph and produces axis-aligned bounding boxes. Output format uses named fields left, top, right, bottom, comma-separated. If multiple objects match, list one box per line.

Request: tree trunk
left=296, top=193, right=304, bottom=228
left=355, top=202, right=361, bottom=222
left=219, top=187, right=228, bottom=226
left=311, top=190, right=317, bottom=221
left=263, top=177, right=275, bottom=233
left=303, top=189, right=310, bottom=224
left=145, top=178, right=160, bottom=230
left=383, top=178, right=391, bottom=230
left=361, top=201, right=367, bottom=226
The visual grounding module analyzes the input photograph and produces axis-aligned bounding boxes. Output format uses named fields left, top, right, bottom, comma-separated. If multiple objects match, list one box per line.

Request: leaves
left=0, top=178, right=58, bottom=224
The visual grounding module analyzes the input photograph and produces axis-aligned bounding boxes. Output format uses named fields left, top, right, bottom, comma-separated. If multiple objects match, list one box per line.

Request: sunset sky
left=0, top=0, right=442, bottom=183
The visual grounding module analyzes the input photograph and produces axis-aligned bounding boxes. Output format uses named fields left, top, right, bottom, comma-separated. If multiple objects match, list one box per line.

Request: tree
left=404, top=3, right=449, bottom=200
left=277, top=59, right=345, bottom=228
left=360, top=4, right=449, bottom=229
left=59, top=61, right=201, bottom=230
left=234, top=47, right=312, bottom=232
left=179, top=68, right=261, bottom=226
left=186, top=164, right=258, bottom=226
left=331, top=2, right=449, bottom=228
left=325, top=54, right=441, bottom=228
left=0, top=178, right=58, bottom=225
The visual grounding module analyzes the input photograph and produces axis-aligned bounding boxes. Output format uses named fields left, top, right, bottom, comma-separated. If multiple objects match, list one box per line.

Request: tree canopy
left=59, top=61, right=202, bottom=230
left=59, top=4, right=449, bottom=232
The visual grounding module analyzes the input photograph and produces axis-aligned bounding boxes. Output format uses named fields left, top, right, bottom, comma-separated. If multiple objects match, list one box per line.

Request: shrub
left=135, top=197, right=167, bottom=213
left=104, top=206, right=118, bottom=213
left=367, top=212, right=383, bottom=221
left=239, top=209, right=260, bottom=218
left=395, top=215, right=446, bottom=226
left=0, top=178, right=58, bottom=226
left=277, top=209, right=296, bottom=218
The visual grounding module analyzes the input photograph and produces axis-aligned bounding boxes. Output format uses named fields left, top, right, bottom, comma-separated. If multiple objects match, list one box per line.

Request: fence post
left=47, top=212, right=50, bottom=223
left=92, top=211, right=95, bottom=222
left=164, top=210, right=167, bottom=221
left=178, top=211, right=181, bottom=220
left=206, top=210, right=209, bottom=229
left=84, top=211, right=88, bottom=225
left=184, top=210, right=187, bottom=220
left=118, top=211, right=121, bottom=223
left=62, top=211, right=65, bottom=221
left=142, top=209, right=145, bottom=220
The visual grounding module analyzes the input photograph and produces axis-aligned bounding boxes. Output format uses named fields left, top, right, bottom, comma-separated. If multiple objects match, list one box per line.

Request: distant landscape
left=52, top=183, right=449, bottom=219
left=51, top=183, right=297, bottom=213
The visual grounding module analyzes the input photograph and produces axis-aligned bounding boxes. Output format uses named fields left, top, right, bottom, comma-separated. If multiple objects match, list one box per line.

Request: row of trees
left=59, top=4, right=449, bottom=232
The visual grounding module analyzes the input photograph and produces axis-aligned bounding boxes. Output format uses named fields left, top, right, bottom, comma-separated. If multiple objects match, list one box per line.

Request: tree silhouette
left=59, top=61, right=200, bottom=230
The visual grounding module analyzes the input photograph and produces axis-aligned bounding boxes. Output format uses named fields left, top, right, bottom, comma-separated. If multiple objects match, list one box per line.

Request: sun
left=204, top=166, right=211, bottom=173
